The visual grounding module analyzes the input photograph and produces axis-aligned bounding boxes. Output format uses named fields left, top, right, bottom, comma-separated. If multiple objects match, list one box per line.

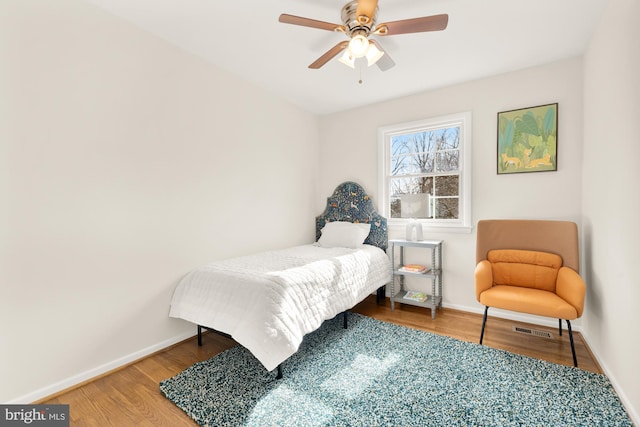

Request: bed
left=168, top=181, right=391, bottom=376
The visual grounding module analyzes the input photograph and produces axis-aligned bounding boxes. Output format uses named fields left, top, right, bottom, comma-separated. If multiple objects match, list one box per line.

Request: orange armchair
left=475, top=219, right=586, bottom=366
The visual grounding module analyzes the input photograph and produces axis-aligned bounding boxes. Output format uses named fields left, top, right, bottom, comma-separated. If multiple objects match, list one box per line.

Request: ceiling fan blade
left=370, top=39, right=395, bottom=71
left=376, top=14, right=449, bottom=36
left=279, top=14, right=345, bottom=32
left=309, top=41, right=349, bottom=69
left=355, top=0, right=379, bottom=24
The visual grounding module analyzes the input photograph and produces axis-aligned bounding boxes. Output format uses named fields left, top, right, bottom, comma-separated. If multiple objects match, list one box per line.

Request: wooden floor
left=41, top=296, right=601, bottom=426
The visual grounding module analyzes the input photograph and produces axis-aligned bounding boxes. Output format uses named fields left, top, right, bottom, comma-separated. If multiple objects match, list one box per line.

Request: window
left=378, top=112, right=472, bottom=232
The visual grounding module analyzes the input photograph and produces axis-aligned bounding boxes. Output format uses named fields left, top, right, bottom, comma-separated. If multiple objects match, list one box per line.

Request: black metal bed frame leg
left=202, top=311, right=355, bottom=382
left=376, top=285, right=386, bottom=305
left=566, top=320, right=578, bottom=367
left=479, top=306, right=489, bottom=344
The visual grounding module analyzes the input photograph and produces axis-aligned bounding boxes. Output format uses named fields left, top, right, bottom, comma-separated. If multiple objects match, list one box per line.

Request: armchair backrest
left=488, top=249, right=562, bottom=292
left=476, top=219, right=580, bottom=273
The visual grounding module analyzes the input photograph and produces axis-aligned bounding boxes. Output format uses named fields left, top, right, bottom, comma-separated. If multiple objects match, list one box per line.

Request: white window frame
left=378, top=111, right=472, bottom=233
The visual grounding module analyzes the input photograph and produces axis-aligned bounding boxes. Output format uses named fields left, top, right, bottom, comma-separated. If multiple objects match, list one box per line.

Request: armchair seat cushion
left=479, top=285, right=578, bottom=320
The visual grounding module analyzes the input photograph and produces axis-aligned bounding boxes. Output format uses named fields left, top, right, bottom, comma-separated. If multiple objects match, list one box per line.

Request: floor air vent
left=512, top=326, right=553, bottom=339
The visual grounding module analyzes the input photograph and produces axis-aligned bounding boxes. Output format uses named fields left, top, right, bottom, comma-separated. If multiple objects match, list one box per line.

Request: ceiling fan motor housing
left=341, top=0, right=378, bottom=37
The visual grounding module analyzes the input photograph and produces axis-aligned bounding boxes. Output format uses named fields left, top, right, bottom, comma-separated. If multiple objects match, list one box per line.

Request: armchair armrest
left=556, top=266, right=586, bottom=318
left=475, top=260, right=493, bottom=301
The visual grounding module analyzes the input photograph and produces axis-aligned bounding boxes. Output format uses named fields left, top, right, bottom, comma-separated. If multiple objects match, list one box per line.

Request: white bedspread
left=169, top=244, right=391, bottom=371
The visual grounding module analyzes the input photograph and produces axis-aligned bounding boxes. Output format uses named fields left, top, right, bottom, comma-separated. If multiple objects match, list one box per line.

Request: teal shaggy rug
left=160, top=313, right=631, bottom=426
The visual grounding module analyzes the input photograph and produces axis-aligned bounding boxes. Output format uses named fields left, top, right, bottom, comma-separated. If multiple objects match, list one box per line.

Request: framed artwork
left=497, top=103, right=557, bottom=174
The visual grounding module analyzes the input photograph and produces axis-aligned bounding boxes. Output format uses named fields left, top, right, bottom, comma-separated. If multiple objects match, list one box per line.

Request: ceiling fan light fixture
left=338, top=50, right=356, bottom=68
left=348, top=34, right=369, bottom=58
left=365, top=41, right=384, bottom=66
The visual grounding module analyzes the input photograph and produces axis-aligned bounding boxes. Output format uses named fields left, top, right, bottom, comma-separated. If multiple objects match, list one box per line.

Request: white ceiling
left=85, top=0, right=608, bottom=115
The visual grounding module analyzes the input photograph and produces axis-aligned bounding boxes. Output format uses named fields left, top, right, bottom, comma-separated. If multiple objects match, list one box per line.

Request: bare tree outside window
left=389, top=126, right=461, bottom=219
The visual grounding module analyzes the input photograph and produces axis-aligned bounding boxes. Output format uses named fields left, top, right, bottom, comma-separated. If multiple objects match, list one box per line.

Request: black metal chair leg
left=480, top=306, right=489, bottom=344
left=343, top=311, right=348, bottom=329
left=197, top=325, right=203, bottom=346
left=566, top=320, right=578, bottom=367
left=276, top=364, right=283, bottom=380
left=558, top=319, right=562, bottom=336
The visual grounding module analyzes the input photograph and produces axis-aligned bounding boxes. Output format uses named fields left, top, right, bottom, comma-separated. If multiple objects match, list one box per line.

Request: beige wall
left=0, top=0, right=319, bottom=402
left=583, top=0, right=640, bottom=421
left=319, top=58, right=585, bottom=319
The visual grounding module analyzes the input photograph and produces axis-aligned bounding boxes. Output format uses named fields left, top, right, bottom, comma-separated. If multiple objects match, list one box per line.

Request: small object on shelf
left=405, top=218, right=424, bottom=241
left=404, top=291, right=428, bottom=302
left=399, top=264, right=429, bottom=273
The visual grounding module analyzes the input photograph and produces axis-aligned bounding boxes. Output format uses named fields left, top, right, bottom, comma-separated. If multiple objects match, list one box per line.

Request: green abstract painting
left=497, top=103, right=557, bottom=174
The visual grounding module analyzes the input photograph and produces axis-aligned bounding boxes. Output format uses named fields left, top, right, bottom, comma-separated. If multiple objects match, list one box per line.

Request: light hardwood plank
left=40, top=296, right=600, bottom=425
left=353, top=296, right=601, bottom=373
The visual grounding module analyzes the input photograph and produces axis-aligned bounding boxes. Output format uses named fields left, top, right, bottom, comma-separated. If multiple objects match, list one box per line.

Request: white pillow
left=318, top=221, right=371, bottom=248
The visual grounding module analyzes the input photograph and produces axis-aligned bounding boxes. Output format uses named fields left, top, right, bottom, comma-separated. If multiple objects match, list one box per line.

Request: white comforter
left=169, top=244, right=391, bottom=371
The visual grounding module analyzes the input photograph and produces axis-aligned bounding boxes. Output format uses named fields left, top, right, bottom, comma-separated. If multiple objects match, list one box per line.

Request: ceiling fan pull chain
left=358, top=62, right=363, bottom=84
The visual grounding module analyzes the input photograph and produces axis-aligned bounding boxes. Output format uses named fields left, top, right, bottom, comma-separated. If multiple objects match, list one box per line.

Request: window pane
left=434, top=197, right=459, bottom=219
left=391, top=136, right=411, bottom=156
left=412, top=131, right=436, bottom=153
left=391, top=134, right=436, bottom=157
left=391, top=153, right=409, bottom=176
left=391, top=133, right=435, bottom=175
left=436, top=127, right=460, bottom=150
left=397, top=193, right=431, bottom=219
left=392, top=153, right=434, bottom=175
left=390, top=176, right=433, bottom=197
left=390, top=196, right=431, bottom=219
left=435, top=151, right=459, bottom=172
left=389, top=176, right=433, bottom=219
left=413, top=152, right=434, bottom=174
left=434, top=175, right=459, bottom=196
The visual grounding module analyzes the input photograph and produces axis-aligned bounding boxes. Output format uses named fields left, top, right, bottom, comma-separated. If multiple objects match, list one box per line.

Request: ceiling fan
left=279, top=0, right=448, bottom=71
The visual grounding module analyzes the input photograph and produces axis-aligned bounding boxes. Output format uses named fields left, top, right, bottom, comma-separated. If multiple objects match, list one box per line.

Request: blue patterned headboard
left=315, top=181, right=388, bottom=252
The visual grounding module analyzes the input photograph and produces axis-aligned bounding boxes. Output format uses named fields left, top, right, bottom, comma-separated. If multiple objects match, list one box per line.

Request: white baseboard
left=443, top=302, right=584, bottom=332
left=7, top=330, right=195, bottom=404
left=578, top=330, right=640, bottom=426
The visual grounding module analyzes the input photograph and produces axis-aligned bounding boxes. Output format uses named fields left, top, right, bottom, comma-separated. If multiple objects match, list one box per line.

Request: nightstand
left=389, top=239, right=443, bottom=319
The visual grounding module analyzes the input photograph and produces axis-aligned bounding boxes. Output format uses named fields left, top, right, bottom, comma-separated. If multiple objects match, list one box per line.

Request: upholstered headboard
left=315, top=181, right=388, bottom=252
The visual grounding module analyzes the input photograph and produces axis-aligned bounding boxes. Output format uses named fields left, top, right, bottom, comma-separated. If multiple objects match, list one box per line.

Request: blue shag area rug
left=160, top=313, right=631, bottom=426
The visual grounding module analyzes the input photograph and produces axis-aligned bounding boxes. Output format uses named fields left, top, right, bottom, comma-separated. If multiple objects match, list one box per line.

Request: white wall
left=582, top=0, right=640, bottom=422
left=0, top=0, right=319, bottom=403
left=319, top=58, right=585, bottom=318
